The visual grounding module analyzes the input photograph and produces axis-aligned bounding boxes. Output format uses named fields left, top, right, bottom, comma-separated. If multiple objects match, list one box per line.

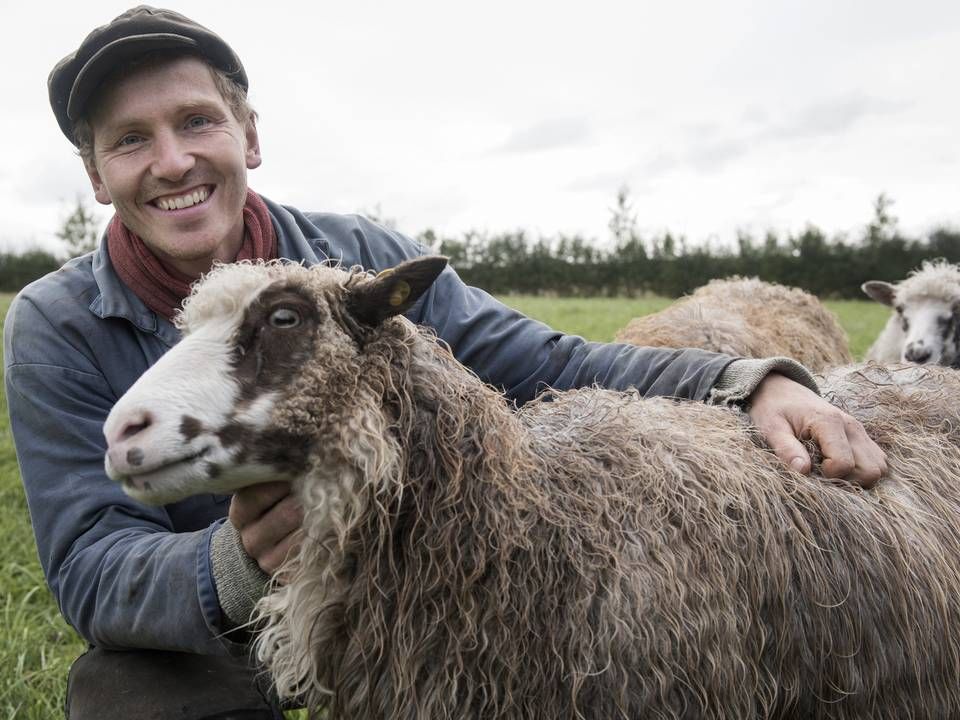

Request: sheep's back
left=515, top=382, right=960, bottom=719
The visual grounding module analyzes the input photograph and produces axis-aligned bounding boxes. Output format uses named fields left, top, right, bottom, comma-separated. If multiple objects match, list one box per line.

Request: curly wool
left=890, top=259, right=960, bottom=306
left=174, top=263, right=960, bottom=719
left=615, top=277, right=852, bottom=372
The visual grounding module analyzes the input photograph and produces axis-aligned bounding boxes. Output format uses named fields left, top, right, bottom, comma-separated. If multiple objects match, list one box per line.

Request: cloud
left=14, top=149, right=92, bottom=205
left=494, top=116, right=591, bottom=154
left=760, top=94, right=908, bottom=143
left=624, top=94, right=910, bottom=179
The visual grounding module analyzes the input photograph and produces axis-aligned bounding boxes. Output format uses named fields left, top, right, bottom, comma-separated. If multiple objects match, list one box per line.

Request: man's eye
left=118, top=134, right=143, bottom=147
left=187, top=116, right=210, bottom=129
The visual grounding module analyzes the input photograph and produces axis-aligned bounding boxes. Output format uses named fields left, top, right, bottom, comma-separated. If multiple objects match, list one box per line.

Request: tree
left=865, top=193, right=897, bottom=245
left=608, top=185, right=640, bottom=250
left=56, top=197, right=101, bottom=259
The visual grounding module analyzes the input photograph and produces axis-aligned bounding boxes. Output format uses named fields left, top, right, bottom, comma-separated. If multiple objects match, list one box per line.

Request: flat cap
left=48, top=5, right=247, bottom=144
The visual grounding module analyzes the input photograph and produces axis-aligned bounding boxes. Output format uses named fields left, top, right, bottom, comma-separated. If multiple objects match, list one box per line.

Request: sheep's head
left=863, top=260, right=960, bottom=366
left=103, top=256, right=447, bottom=505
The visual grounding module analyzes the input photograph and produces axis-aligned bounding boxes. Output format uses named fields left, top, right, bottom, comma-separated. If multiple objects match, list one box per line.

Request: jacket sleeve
left=334, top=217, right=736, bottom=404
left=416, top=267, right=734, bottom=404
left=4, top=295, right=240, bottom=654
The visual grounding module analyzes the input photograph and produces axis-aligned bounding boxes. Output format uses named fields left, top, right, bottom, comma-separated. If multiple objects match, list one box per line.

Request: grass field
left=0, top=291, right=890, bottom=717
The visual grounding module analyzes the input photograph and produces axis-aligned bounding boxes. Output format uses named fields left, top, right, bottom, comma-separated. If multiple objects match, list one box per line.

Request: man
left=5, top=6, right=886, bottom=719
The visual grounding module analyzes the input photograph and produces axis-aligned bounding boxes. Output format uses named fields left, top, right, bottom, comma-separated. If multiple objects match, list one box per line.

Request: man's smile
left=150, top=185, right=213, bottom=212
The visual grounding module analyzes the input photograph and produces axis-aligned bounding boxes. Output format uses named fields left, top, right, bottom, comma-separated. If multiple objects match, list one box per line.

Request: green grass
left=0, top=291, right=889, bottom=716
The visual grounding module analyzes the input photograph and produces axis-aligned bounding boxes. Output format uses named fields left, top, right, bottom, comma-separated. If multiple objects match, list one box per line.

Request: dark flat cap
left=48, top=5, right=247, bottom=144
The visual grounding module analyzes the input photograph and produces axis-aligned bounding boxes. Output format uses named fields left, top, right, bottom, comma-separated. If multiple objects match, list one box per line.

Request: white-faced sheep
left=615, top=277, right=852, bottom=372
left=104, top=258, right=960, bottom=720
left=862, top=259, right=960, bottom=366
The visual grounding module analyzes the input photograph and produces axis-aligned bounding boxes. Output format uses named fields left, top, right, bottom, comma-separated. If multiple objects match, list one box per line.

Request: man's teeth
left=156, top=188, right=209, bottom=211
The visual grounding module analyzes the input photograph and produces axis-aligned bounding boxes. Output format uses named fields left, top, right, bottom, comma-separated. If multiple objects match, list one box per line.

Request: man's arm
left=321, top=215, right=886, bottom=485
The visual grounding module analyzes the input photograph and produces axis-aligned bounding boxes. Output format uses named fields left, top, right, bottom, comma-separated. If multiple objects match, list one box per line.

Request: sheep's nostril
left=119, top=414, right=153, bottom=441
left=905, top=346, right=932, bottom=363
left=126, top=448, right=145, bottom=467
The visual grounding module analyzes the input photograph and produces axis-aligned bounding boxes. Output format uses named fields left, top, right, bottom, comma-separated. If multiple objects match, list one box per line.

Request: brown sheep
left=615, top=277, right=852, bottom=372
left=104, top=258, right=960, bottom=719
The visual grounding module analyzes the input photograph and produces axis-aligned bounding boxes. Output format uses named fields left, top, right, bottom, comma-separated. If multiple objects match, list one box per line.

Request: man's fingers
left=228, top=480, right=292, bottom=529
left=810, top=412, right=857, bottom=480
left=237, top=492, right=304, bottom=561
left=762, top=419, right=812, bottom=474
left=261, top=528, right=304, bottom=576
left=808, top=412, right=887, bottom=488
left=840, top=417, right=887, bottom=489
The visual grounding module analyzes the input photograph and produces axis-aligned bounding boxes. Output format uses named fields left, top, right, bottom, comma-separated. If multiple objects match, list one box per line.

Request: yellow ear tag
left=389, top=280, right=411, bottom=307
left=376, top=268, right=395, bottom=279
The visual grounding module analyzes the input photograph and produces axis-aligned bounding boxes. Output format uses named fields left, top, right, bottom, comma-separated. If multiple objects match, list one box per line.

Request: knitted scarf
left=107, top=189, right=277, bottom=321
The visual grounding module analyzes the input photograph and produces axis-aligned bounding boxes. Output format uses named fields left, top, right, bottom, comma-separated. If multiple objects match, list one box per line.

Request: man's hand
left=229, top=481, right=304, bottom=575
left=747, top=373, right=887, bottom=488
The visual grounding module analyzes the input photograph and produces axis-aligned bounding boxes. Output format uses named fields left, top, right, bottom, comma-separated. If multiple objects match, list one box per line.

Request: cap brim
left=67, top=33, right=200, bottom=122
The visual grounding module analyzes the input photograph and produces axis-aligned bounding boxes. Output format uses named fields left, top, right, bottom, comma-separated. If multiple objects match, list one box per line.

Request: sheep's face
left=892, top=295, right=960, bottom=366
left=103, top=257, right=447, bottom=505
left=863, top=279, right=960, bottom=366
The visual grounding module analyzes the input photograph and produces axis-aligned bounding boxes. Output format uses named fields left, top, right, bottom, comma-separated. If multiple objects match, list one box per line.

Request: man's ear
left=245, top=119, right=262, bottom=170
left=346, top=256, right=448, bottom=327
left=84, top=159, right=112, bottom=205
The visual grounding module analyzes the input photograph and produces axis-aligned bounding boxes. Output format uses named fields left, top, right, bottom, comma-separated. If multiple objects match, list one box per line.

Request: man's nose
left=150, top=131, right=196, bottom=180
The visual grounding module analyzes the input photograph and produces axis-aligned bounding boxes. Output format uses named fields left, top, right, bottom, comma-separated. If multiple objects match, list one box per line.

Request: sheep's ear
left=347, top=256, right=449, bottom=327
left=862, top=281, right=895, bottom=306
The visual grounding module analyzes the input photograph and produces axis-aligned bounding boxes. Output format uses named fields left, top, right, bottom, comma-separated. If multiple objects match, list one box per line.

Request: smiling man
left=5, top=6, right=886, bottom=719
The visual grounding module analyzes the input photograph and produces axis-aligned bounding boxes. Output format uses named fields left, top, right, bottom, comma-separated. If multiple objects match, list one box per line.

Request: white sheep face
left=103, top=267, right=320, bottom=505
left=103, top=258, right=448, bottom=506
left=863, top=278, right=960, bottom=366
left=894, top=295, right=960, bottom=365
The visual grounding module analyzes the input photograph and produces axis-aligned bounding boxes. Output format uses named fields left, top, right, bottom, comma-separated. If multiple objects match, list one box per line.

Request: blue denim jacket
left=4, top=196, right=734, bottom=654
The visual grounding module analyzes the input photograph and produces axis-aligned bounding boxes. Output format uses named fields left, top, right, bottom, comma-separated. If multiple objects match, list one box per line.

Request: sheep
left=862, top=259, right=960, bottom=366
left=102, top=257, right=960, bottom=720
left=615, top=277, right=852, bottom=372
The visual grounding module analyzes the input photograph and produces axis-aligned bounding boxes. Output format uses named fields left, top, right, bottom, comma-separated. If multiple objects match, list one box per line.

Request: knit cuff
left=210, top=520, right=272, bottom=630
left=708, top=357, right=820, bottom=408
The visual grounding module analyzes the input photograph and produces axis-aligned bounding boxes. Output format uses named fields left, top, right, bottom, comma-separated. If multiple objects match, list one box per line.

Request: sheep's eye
left=268, top=307, right=301, bottom=329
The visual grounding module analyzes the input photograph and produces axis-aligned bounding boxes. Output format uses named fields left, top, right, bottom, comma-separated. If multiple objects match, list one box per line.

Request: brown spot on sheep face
left=229, top=284, right=323, bottom=404
left=126, top=447, right=144, bottom=467
left=252, top=428, right=314, bottom=476
left=215, top=420, right=313, bottom=478
left=215, top=423, right=251, bottom=467
left=180, top=415, right=204, bottom=442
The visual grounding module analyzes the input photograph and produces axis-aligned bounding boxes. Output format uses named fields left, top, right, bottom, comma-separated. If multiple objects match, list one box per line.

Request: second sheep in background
left=615, top=276, right=852, bottom=372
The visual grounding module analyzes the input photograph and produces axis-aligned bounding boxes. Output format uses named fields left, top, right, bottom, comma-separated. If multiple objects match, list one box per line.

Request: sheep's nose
left=114, top=411, right=153, bottom=443
left=104, top=411, right=153, bottom=478
left=904, top=344, right=932, bottom=363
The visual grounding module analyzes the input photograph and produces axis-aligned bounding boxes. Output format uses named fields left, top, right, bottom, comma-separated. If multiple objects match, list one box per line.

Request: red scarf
left=107, top=189, right=277, bottom=321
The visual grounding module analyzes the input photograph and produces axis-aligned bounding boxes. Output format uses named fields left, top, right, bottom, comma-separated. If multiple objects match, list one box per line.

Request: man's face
left=85, top=55, right=262, bottom=277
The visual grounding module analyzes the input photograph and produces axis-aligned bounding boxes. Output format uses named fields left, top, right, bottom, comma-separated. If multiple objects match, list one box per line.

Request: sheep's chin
left=118, top=461, right=283, bottom=506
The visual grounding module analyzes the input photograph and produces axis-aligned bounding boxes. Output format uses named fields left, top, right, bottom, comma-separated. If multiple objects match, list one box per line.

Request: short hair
left=74, top=49, right=257, bottom=167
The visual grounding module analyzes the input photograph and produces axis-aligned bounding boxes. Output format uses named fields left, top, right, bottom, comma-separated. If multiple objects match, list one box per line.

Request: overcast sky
left=1, top=0, right=958, bottom=255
